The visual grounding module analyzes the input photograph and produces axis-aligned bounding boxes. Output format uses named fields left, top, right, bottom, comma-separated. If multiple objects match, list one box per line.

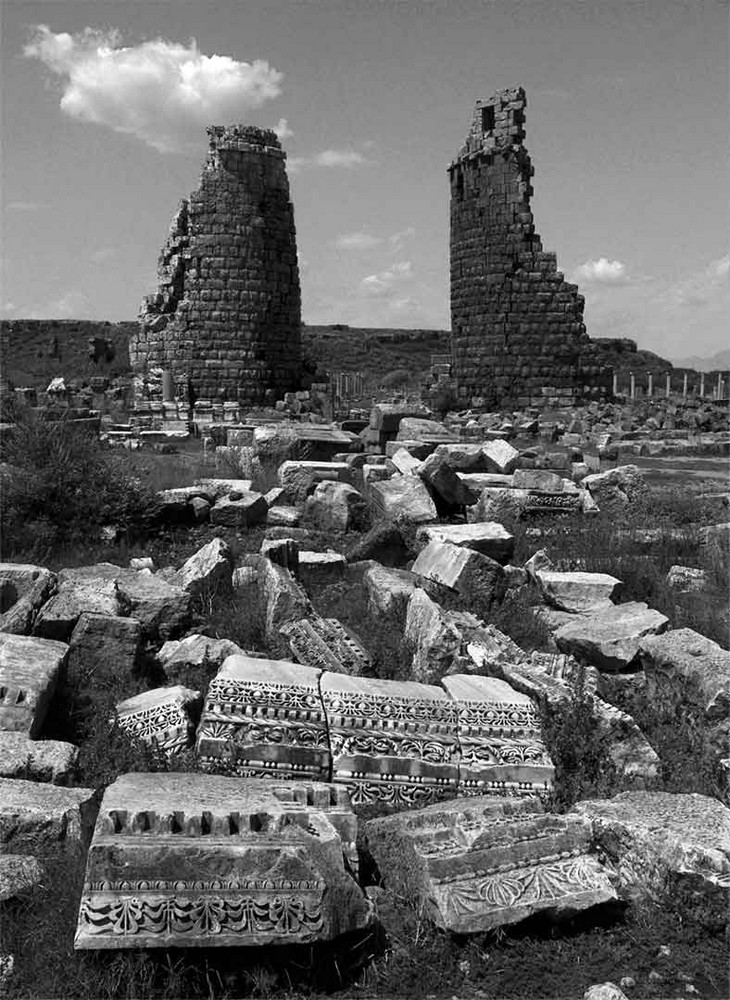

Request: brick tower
left=449, top=88, right=610, bottom=409
left=131, top=125, right=302, bottom=405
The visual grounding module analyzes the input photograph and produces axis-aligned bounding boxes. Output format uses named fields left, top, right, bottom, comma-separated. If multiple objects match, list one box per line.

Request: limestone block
left=280, top=616, right=370, bottom=675
left=115, top=570, right=190, bottom=640
left=572, top=791, right=730, bottom=929
left=442, top=674, right=554, bottom=796
left=34, top=564, right=122, bottom=641
left=370, top=403, right=430, bottom=434
left=457, top=472, right=515, bottom=491
left=416, top=523, right=514, bottom=564
left=303, top=481, right=366, bottom=533
left=174, top=538, right=233, bottom=596
left=396, top=418, right=457, bottom=443
left=156, top=486, right=214, bottom=523
left=261, top=537, right=300, bottom=573
left=535, top=570, right=622, bottom=613
left=556, top=602, right=670, bottom=672
left=116, top=685, right=201, bottom=755
left=0, top=633, right=68, bottom=737
left=321, top=672, right=459, bottom=808
left=363, top=563, right=417, bottom=619
left=366, top=796, right=616, bottom=934
left=0, top=731, right=78, bottom=783
left=639, top=628, right=730, bottom=722
left=665, top=564, right=708, bottom=593
left=581, top=465, right=649, bottom=510
left=210, top=491, right=268, bottom=528
left=278, top=461, right=351, bottom=497
left=259, top=559, right=313, bottom=643
left=264, top=486, right=286, bottom=508
left=513, top=469, right=564, bottom=491
left=346, top=522, right=410, bottom=567
left=0, top=777, right=97, bottom=855
left=418, top=454, right=479, bottom=509
left=405, top=588, right=463, bottom=684
left=67, top=612, right=142, bottom=679
left=266, top=505, right=301, bottom=528
left=75, top=773, right=371, bottom=949
left=699, top=522, right=730, bottom=556
left=467, top=487, right=530, bottom=523
left=482, top=440, right=519, bottom=475
left=297, top=551, right=347, bottom=587
left=584, top=985, right=629, bottom=1000
left=157, top=634, right=245, bottom=679
left=0, top=563, right=56, bottom=635
left=368, top=476, right=437, bottom=525
left=196, top=655, right=330, bottom=780
left=0, top=854, right=45, bottom=902
left=388, top=447, right=422, bottom=476
left=412, top=539, right=506, bottom=605
left=432, top=443, right=489, bottom=472
left=194, top=478, right=253, bottom=501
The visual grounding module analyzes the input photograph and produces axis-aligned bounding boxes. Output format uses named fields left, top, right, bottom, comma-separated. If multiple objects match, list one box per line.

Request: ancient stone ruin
left=449, top=87, right=611, bottom=409
left=130, top=126, right=302, bottom=405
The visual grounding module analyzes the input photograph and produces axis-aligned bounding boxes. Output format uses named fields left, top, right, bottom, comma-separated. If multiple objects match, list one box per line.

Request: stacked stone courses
left=449, top=88, right=610, bottom=408
left=131, top=126, right=302, bottom=404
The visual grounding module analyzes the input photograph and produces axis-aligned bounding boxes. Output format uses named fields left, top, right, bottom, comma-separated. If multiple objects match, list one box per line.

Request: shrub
left=381, top=368, right=411, bottom=389
left=0, top=412, right=158, bottom=560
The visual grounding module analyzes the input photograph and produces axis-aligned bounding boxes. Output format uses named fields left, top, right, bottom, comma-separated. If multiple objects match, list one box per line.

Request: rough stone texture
left=397, top=417, right=457, bottom=443
left=0, top=732, right=78, bottom=783
left=280, top=616, right=370, bottom=675
left=345, top=522, right=409, bottom=567
left=366, top=796, right=616, bottom=934
left=467, top=486, right=531, bottom=523
left=581, top=465, right=649, bottom=511
left=700, top=522, right=730, bottom=557
left=665, top=564, right=708, bottom=593
left=131, top=126, right=301, bottom=404
left=449, top=88, right=610, bottom=409
left=34, top=564, right=122, bottom=641
left=157, top=634, right=245, bottom=679
left=583, top=985, right=629, bottom=1000
left=405, top=588, right=464, bottom=684
left=321, top=673, right=459, bottom=809
left=481, top=440, right=520, bottom=475
left=513, top=469, right=564, bottom=491
left=209, top=491, right=268, bottom=528
left=115, top=570, right=191, bottom=640
left=67, top=612, right=142, bottom=680
left=259, top=558, right=313, bottom=647
left=416, top=522, right=514, bottom=564
left=0, top=563, right=56, bottom=635
left=116, top=685, right=202, bottom=755
left=418, top=453, right=479, bottom=510
left=278, top=461, right=352, bottom=501
left=389, top=447, right=422, bottom=476
left=297, top=551, right=347, bottom=587
left=572, top=791, right=730, bottom=929
left=267, top=505, right=301, bottom=528
left=75, top=773, right=370, bottom=949
left=412, top=539, right=506, bottom=606
left=363, top=563, right=417, bottom=619
left=367, top=476, right=438, bottom=525
left=432, top=442, right=489, bottom=472
left=535, top=570, right=622, bottom=613
left=442, top=674, right=554, bottom=797
left=196, top=655, right=330, bottom=780
left=0, top=633, right=68, bottom=737
left=174, top=538, right=233, bottom=596
left=555, top=602, right=670, bottom=672
left=261, top=537, right=300, bottom=573
left=304, top=481, right=366, bottom=533
left=640, top=628, right=730, bottom=724
left=0, top=777, right=97, bottom=855
left=0, top=854, right=45, bottom=902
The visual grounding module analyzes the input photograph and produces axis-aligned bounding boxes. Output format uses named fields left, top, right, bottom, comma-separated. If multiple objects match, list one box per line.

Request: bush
left=381, top=368, right=411, bottom=389
left=0, top=412, right=158, bottom=560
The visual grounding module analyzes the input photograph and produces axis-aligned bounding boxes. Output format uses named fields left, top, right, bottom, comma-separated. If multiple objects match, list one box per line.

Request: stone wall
left=130, top=126, right=302, bottom=405
left=449, top=88, right=611, bottom=409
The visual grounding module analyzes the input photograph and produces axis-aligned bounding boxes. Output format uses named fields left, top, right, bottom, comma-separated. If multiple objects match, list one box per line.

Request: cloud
left=273, top=117, right=292, bottom=140
left=573, top=257, right=629, bottom=284
left=6, top=201, right=42, bottom=212
left=90, top=247, right=117, bottom=263
left=360, top=261, right=413, bottom=297
left=334, top=231, right=383, bottom=251
left=389, top=227, right=416, bottom=251
left=24, top=25, right=283, bottom=154
left=288, top=147, right=374, bottom=173
left=21, top=289, right=91, bottom=320
left=670, top=252, right=729, bottom=309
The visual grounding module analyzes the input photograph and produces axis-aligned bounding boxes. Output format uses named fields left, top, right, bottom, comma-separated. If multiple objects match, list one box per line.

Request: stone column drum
left=132, top=126, right=302, bottom=405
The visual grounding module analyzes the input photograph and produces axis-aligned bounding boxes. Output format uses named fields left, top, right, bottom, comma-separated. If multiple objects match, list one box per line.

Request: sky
left=1, top=0, right=728, bottom=362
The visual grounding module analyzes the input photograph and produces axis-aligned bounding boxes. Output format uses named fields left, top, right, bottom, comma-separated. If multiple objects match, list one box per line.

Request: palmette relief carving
left=459, top=739, right=552, bottom=767
left=323, top=691, right=457, bottom=729
left=344, top=778, right=456, bottom=807
left=205, top=679, right=324, bottom=719
left=457, top=701, right=541, bottom=733
left=328, top=732, right=458, bottom=764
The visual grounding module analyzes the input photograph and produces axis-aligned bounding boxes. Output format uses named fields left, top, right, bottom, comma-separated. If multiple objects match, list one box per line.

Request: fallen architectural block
left=640, top=628, right=730, bottom=722
left=418, top=453, right=479, bottom=509
left=174, top=538, right=233, bottom=596
left=572, top=791, right=730, bottom=930
left=0, top=563, right=56, bottom=635
left=209, top=492, right=268, bottom=528
left=416, top=522, right=514, bottom=564
left=441, top=674, right=554, bottom=797
left=512, top=469, right=564, bottom=491
left=482, top=439, right=519, bottom=475
left=258, top=558, right=313, bottom=646
left=0, top=855, right=45, bottom=902
left=0, top=777, right=97, bottom=855
left=432, top=442, right=489, bottom=472
left=363, top=563, right=417, bottom=618
left=34, top=564, right=122, bottom=640
left=665, top=565, right=708, bottom=594
left=535, top=570, right=622, bottom=613
left=388, top=447, right=422, bottom=476
left=196, top=655, right=330, bottom=780
left=405, top=588, right=464, bottom=685
left=266, top=505, right=301, bottom=528
left=412, top=539, right=506, bottom=605
left=67, top=612, right=142, bottom=679
left=321, top=672, right=459, bottom=808
left=75, top=773, right=371, bottom=949
left=366, top=796, right=616, bottom=934
left=0, top=633, right=68, bottom=737
left=157, top=634, right=245, bottom=680
left=194, top=478, right=253, bottom=501
left=467, top=487, right=530, bottom=522
left=368, top=476, right=437, bottom=525
left=304, top=481, right=366, bottom=533
left=396, top=417, right=457, bottom=444
left=116, top=686, right=201, bottom=755
left=278, top=461, right=352, bottom=499
left=297, top=551, right=347, bottom=586
left=114, top=569, right=191, bottom=640
left=0, top=731, right=78, bottom=783
left=581, top=465, right=649, bottom=510
left=280, top=616, right=370, bottom=675
left=555, top=602, right=669, bottom=672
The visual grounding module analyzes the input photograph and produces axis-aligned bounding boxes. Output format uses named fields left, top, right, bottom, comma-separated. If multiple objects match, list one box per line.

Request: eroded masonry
left=449, top=88, right=611, bottom=409
left=130, top=126, right=302, bottom=405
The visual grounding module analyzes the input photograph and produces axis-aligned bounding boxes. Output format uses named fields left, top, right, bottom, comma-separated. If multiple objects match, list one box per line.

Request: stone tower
left=449, top=88, right=610, bottom=409
left=131, top=125, right=302, bottom=405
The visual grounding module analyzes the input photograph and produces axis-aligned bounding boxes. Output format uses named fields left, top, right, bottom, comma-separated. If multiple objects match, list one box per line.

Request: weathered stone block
left=115, top=571, right=191, bottom=640
left=209, top=492, right=267, bottom=528
left=75, top=773, right=370, bottom=949
left=0, top=854, right=45, bottom=902
left=0, top=563, right=56, bottom=635
left=116, top=685, right=201, bottom=755
left=303, top=481, right=366, bottom=533
left=363, top=563, right=417, bottom=619
left=535, top=570, right=622, bottom=613
left=0, top=777, right=97, bottom=855
left=405, top=588, right=463, bottom=684
left=0, top=633, right=68, bottom=737
left=34, top=564, right=122, bottom=641
left=639, top=628, right=730, bottom=723
left=67, top=612, right=141, bottom=679
left=157, top=634, right=245, bottom=679
left=368, top=476, right=437, bottom=525
left=555, top=602, right=669, bottom=672
left=412, top=539, right=506, bottom=605
left=174, top=538, right=233, bottom=596
left=0, top=731, right=78, bottom=783
left=482, top=440, right=519, bottom=475
left=415, top=522, right=514, bottom=564
left=280, top=616, right=370, bottom=675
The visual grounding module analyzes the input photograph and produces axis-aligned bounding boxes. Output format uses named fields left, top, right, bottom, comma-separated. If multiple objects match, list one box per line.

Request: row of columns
left=614, top=371, right=727, bottom=401
left=334, top=371, right=364, bottom=399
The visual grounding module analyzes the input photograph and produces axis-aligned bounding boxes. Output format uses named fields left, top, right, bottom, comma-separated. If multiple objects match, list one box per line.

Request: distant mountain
left=672, top=348, right=730, bottom=372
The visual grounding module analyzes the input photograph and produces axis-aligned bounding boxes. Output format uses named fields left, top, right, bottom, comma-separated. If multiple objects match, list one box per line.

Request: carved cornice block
left=75, top=773, right=369, bottom=949
left=0, top=633, right=68, bottom=737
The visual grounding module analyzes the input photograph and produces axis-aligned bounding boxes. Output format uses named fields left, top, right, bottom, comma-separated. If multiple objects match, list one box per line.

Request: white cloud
left=24, top=25, right=283, bottom=154
left=361, top=261, right=413, bottom=297
left=23, top=289, right=91, bottom=320
left=273, top=117, right=293, bottom=140
left=389, top=227, right=416, bottom=251
left=90, top=247, right=117, bottom=263
left=6, top=201, right=42, bottom=212
left=573, top=257, right=629, bottom=284
left=288, top=147, right=374, bottom=173
left=334, top=231, right=383, bottom=251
